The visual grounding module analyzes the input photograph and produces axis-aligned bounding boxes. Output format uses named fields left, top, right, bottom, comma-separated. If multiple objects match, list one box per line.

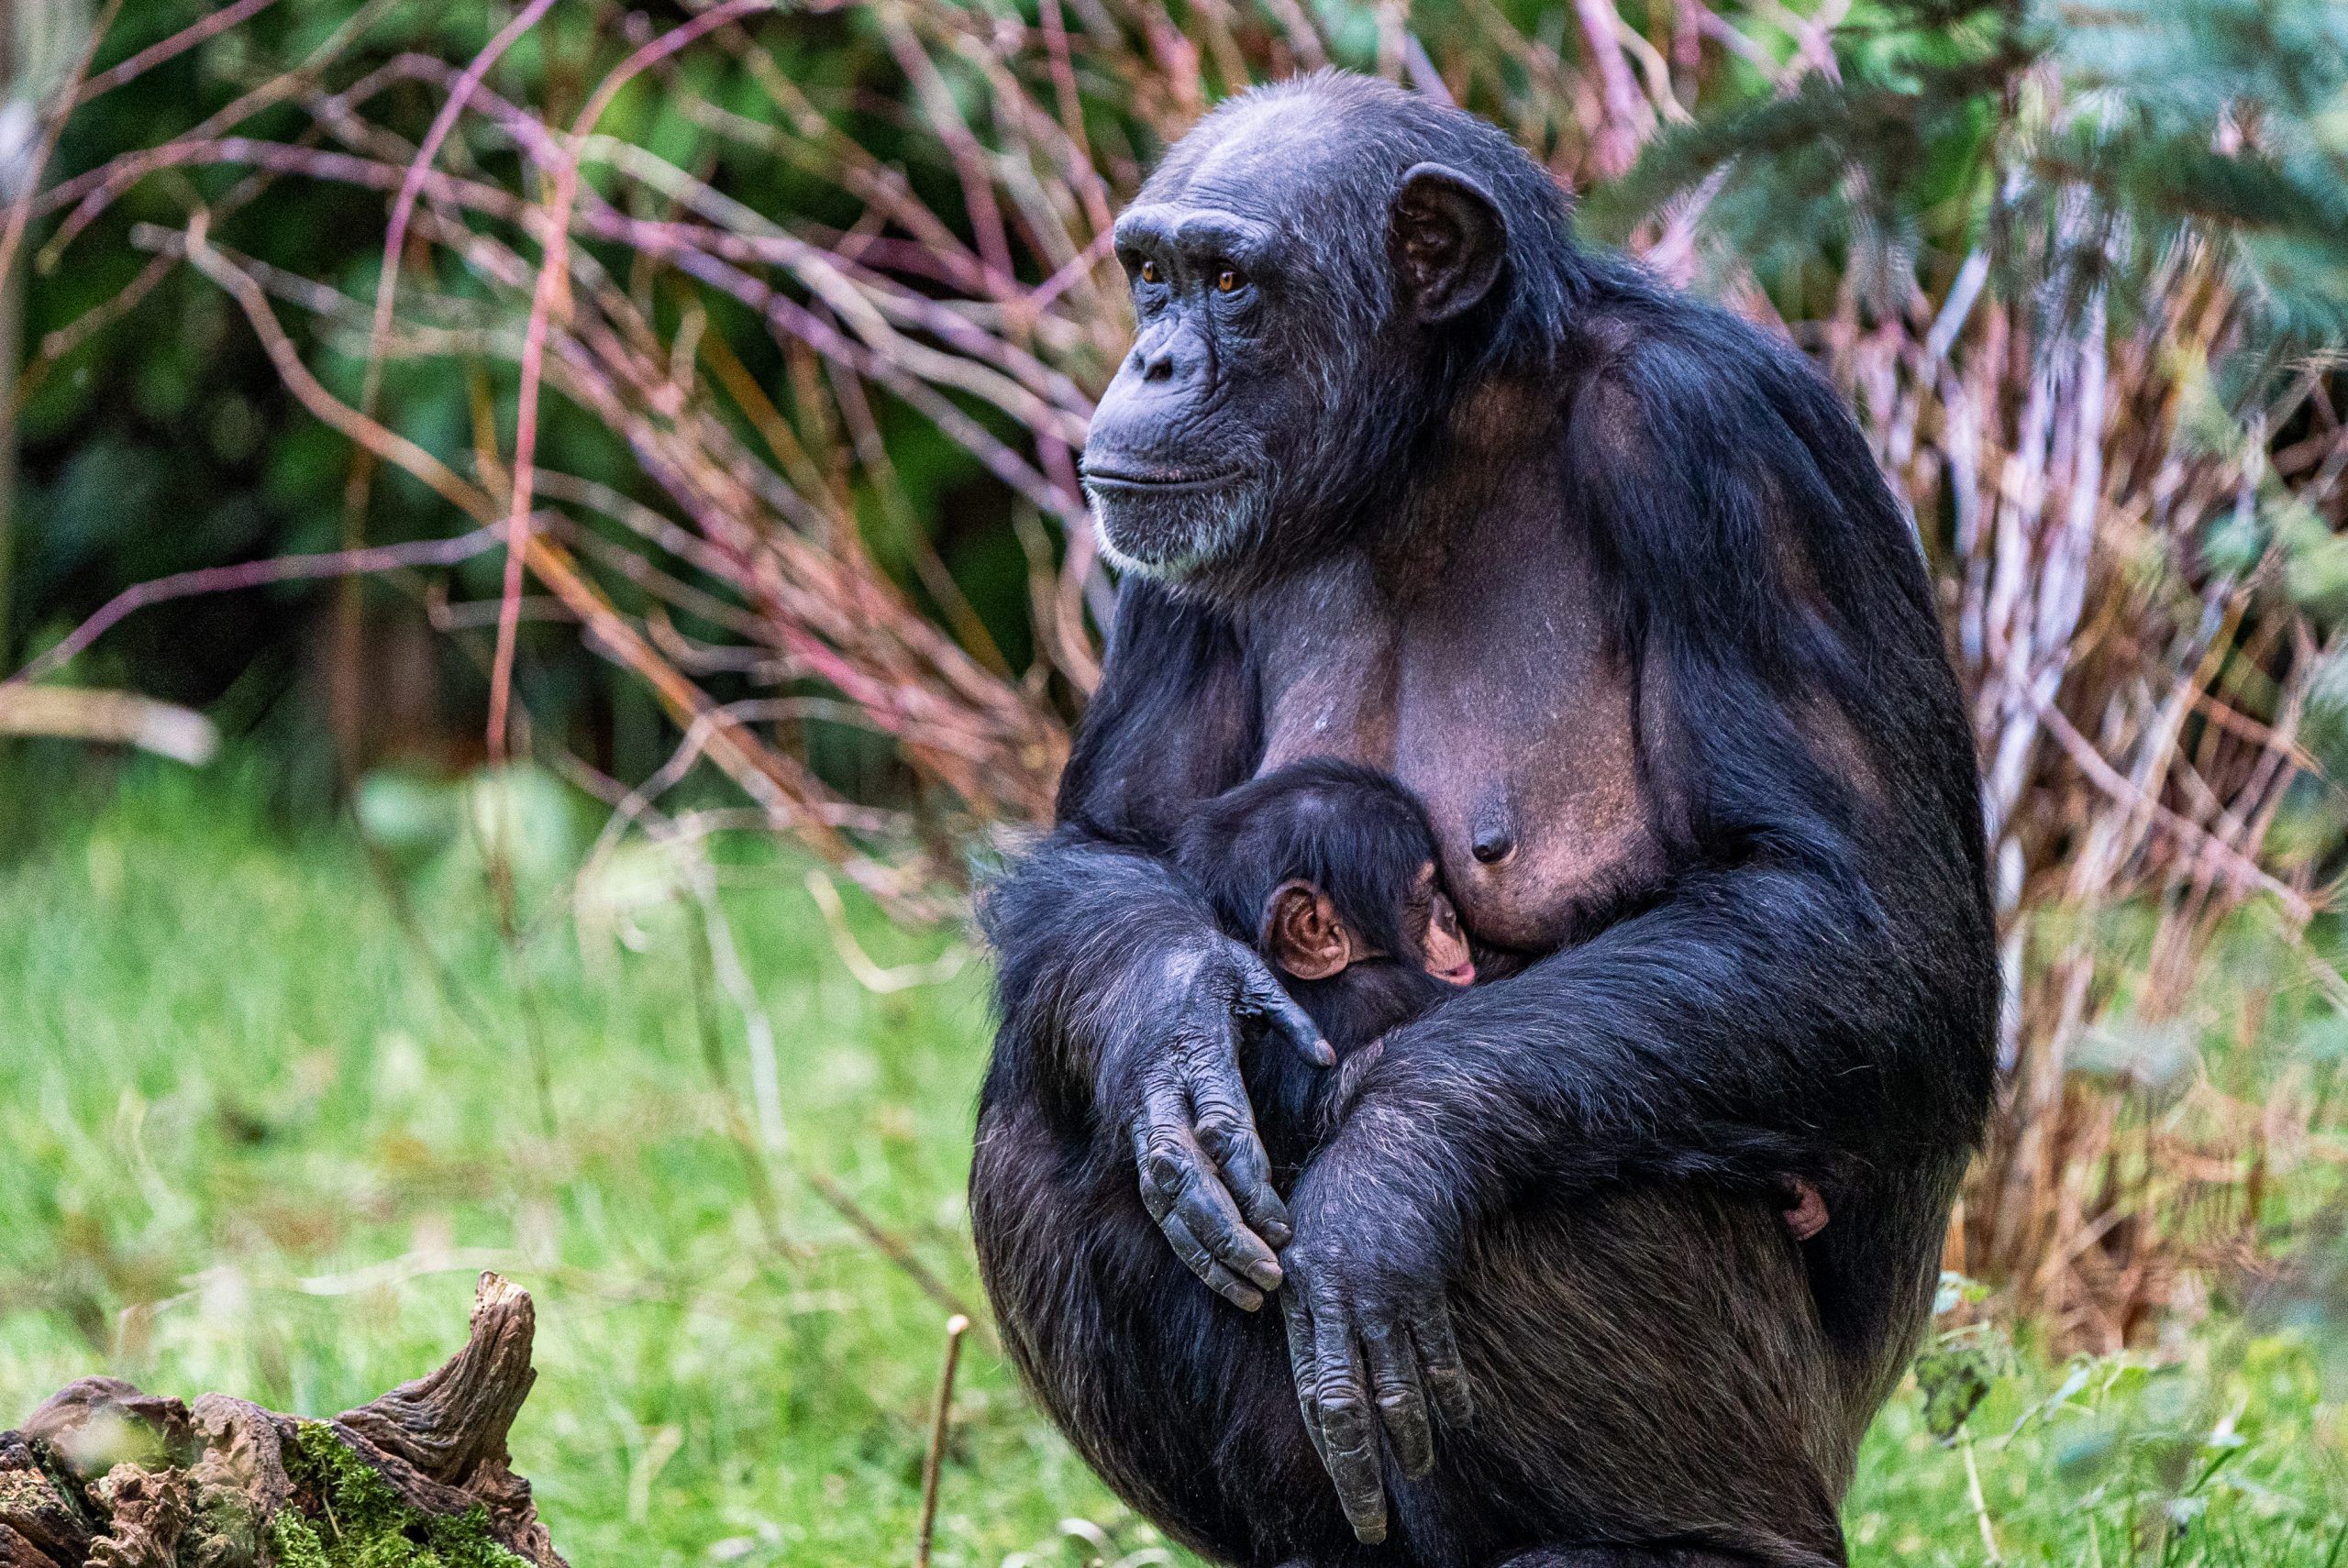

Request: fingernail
left=1313, top=1039, right=1335, bottom=1066
left=1263, top=1220, right=1293, bottom=1247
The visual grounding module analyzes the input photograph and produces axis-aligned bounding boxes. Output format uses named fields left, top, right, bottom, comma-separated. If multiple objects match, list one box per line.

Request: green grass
left=1, top=761, right=2342, bottom=1566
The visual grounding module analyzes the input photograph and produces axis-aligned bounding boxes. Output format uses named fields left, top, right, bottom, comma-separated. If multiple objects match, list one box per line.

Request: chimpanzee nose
left=1128, top=320, right=1206, bottom=389
left=1138, top=341, right=1202, bottom=386
left=1084, top=317, right=1219, bottom=486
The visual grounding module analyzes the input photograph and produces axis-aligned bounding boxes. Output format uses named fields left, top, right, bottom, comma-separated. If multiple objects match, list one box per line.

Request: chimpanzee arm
left=978, top=579, right=1331, bottom=1311
left=1277, top=318, right=1999, bottom=1541
left=1312, top=856, right=1961, bottom=1249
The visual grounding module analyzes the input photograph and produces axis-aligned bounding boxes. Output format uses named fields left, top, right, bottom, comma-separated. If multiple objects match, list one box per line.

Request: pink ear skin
left=1782, top=1180, right=1828, bottom=1242
left=1260, top=878, right=1355, bottom=982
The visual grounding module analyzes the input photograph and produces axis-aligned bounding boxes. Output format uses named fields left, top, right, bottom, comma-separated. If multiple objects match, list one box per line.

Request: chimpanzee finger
left=1136, top=1109, right=1283, bottom=1295
left=1360, top=1317, right=1434, bottom=1478
left=1131, top=1085, right=1197, bottom=1229
left=1190, top=1077, right=1290, bottom=1251
left=1133, top=1099, right=1264, bottom=1297
left=1279, top=1283, right=1330, bottom=1467
left=1172, top=1159, right=1284, bottom=1294
left=1157, top=1213, right=1265, bottom=1311
left=1411, top=1300, right=1476, bottom=1430
left=1233, top=950, right=1335, bottom=1067
left=1309, top=1292, right=1388, bottom=1544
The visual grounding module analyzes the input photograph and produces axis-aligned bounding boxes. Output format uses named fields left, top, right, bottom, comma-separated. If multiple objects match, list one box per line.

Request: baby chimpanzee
left=1172, top=759, right=1475, bottom=1176
left=1175, top=758, right=1827, bottom=1239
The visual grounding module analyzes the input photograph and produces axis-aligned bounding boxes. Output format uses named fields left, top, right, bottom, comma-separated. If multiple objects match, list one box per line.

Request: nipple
left=1469, top=800, right=1515, bottom=865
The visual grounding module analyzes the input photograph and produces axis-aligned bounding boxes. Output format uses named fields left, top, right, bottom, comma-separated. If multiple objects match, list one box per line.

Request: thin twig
left=914, top=1312, right=970, bottom=1568
left=73, top=0, right=279, bottom=105
left=1959, top=1424, right=2002, bottom=1564
left=6, top=528, right=500, bottom=688
left=801, top=1166, right=986, bottom=1332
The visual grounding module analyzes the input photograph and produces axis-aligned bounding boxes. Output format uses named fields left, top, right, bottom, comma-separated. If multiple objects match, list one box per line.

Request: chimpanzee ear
left=1259, top=879, right=1353, bottom=982
left=1389, top=162, right=1506, bottom=326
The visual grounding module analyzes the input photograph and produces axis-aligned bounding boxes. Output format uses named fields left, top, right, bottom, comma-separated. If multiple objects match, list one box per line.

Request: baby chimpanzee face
left=1260, top=860, right=1477, bottom=988
left=1169, top=757, right=1476, bottom=1023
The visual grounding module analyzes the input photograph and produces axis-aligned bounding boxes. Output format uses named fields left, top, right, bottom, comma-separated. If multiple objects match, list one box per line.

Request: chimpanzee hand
left=1124, top=936, right=1333, bottom=1311
left=1278, top=1179, right=1476, bottom=1544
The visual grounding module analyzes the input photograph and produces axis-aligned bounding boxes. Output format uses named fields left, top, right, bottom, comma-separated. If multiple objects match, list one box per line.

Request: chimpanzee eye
left=1139, top=259, right=1161, bottom=284
left=1215, top=267, right=1244, bottom=294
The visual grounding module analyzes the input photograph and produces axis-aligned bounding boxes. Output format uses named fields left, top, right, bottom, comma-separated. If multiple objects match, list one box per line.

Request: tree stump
left=0, top=1273, right=566, bottom=1568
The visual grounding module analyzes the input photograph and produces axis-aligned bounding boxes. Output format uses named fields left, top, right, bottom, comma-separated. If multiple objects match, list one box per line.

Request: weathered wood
left=0, top=1274, right=566, bottom=1568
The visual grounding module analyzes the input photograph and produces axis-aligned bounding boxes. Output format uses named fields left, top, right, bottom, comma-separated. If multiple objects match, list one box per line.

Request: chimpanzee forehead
left=1142, top=90, right=1390, bottom=225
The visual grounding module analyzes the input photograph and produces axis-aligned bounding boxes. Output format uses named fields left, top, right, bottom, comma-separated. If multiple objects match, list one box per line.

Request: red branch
left=6, top=531, right=501, bottom=690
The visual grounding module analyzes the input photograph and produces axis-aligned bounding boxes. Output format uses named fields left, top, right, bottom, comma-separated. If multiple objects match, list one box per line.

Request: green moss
left=264, top=1423, right=530, bottom=1568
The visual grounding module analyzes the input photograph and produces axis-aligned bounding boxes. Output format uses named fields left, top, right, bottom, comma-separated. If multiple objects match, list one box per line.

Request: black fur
left=972, top=71, right=1997, bottom=1568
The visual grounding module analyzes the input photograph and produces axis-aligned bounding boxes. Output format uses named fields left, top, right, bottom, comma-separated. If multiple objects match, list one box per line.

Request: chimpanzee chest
left=1250, top=544, right=1663, bottom=955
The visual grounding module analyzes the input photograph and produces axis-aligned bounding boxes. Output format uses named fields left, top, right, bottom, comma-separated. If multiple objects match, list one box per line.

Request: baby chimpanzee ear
left=1259, top=878, right=1354, bottom=981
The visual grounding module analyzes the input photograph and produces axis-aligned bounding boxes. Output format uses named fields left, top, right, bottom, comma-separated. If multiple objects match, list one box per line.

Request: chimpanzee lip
left=1082, top=465, right=1246, bottom=492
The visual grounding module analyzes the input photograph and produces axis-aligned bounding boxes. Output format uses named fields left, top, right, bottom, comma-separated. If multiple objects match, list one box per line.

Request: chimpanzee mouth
left=1080, top=465, right=1247, bottom=493
left=1434, top=960, right=1477, bottom=987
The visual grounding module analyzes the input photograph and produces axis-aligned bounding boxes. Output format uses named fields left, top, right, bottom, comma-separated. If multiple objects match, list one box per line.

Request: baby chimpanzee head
left=1174, top=759, right=1474, bottom=1052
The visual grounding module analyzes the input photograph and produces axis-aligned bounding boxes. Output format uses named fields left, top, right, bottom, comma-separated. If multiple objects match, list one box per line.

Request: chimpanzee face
left=1081, top=199, right=1303, bottom=580
left=1080, top=95, right=1507, bottom=588
left=1416, top=867, right=1476, bottom=986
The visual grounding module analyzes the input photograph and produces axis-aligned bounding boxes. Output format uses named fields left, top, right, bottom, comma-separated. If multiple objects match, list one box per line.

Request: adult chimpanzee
left=970, top=70, right=1996, bottom=1568
left=985, top=756, right=1859, bottom=1567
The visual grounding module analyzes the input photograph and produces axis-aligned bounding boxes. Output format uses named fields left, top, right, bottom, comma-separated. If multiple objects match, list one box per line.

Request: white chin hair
left=1091, top=512, right=1157, bottom=578
left=1086, top=485, right=1257, bottom=583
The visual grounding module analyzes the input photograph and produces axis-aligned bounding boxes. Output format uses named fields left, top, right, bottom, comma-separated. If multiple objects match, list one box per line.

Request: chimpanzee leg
left=971, top=1097, right=1346, bottom=1567
left=1390, top=1185, right=1859, bottom=1568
